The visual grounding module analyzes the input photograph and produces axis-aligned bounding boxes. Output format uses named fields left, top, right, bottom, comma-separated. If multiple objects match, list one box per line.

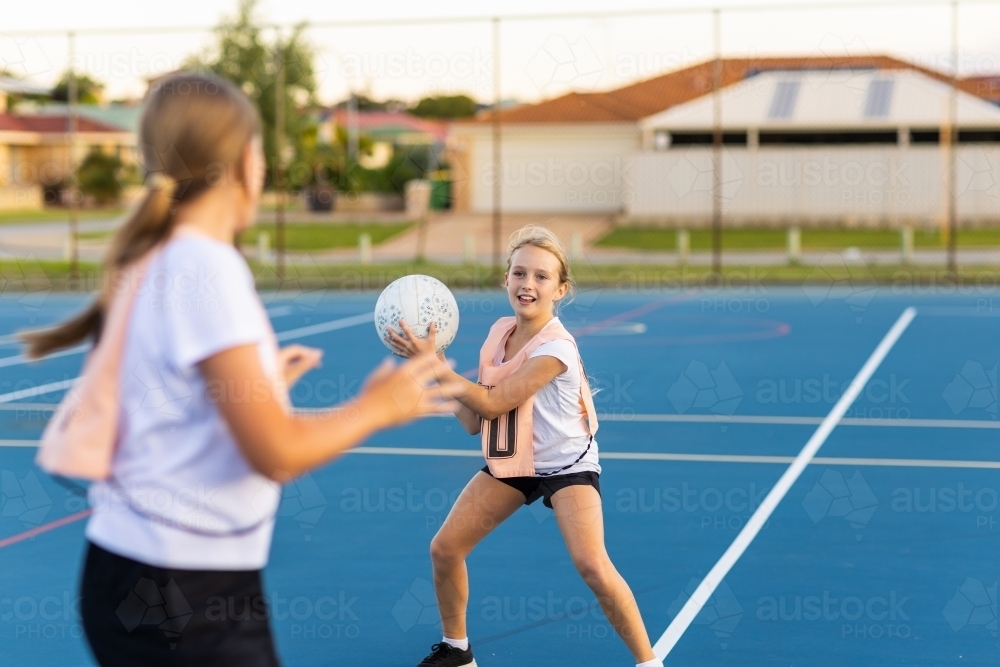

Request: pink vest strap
left=35, top=249, right=161, bottom=480
left=477, top=317, right=598, bottom=478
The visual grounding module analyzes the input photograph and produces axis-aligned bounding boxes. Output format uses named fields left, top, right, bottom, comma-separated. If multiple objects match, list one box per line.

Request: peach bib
left=36, top=249, right=161, bottom=480
left=477, top=317, right=598, bottom=478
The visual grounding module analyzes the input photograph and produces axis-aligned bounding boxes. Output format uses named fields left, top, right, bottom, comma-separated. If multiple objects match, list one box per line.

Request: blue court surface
left=0, top=283, right=997, bottom=666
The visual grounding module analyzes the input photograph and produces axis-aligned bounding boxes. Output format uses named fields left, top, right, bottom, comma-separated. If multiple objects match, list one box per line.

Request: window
left=667, top=132, right=748, bottom=147
left=863, top=79, right=895, bottom=118
left=768, top=81, right=801, bottom=119
left=758, top=131, right=898, bottom=145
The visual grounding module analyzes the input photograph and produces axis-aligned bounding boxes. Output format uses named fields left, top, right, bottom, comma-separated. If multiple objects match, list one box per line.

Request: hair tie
left=146, top=172, right=178, bottom=195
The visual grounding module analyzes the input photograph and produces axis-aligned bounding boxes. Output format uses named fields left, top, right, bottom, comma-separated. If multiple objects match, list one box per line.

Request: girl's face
left=505, top=245, right=569, bottom=319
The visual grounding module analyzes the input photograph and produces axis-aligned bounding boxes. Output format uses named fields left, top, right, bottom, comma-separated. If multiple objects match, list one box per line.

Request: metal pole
left=711, top=8, right=723, bottom=274
left=67, top=31, right=79, bottom=274
left=946, top=0, right=958, bottom=275
left=491, top=16, right=502, bottom=272
left=347, top=91, right=358, bottom=162
left=274, top=35, right=286, bottom=280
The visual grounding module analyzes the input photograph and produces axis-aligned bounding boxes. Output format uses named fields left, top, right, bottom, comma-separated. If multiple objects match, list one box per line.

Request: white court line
left=0, top=379, right=77, bottom=405
left=296, top=408, right=998, bottom=430
left=0, top=312, right=374, bottom=400
left=275, top=312, right=373, bottom=341
left=600, top=413, right=1000, bottom=430
left=0, top=344, right=87, bottom=369
left=652, top=306, right=918, bottom=660
left=344, top=447, right=1000, bottom=469
left=0, top=312, right=374, bottom=369
left=2, top=440, right=997, bottom=470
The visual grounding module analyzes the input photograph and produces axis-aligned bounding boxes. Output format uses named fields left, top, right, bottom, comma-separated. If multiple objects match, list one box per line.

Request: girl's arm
left=453, top=404, right=482, bottom=435
left=200, top=346, right=458, bottom=482
left=386, top=321, right=566, bottom=422
left=447, top=356, right=565, bottom=420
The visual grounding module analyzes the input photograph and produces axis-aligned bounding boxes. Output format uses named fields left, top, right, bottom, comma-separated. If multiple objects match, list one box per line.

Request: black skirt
left=80, top=541, right=281, bottom=667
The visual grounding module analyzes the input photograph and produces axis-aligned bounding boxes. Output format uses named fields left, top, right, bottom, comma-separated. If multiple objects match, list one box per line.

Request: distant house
left=0, top=112, right=136, bottom=210
left=448, top=55, right=1000, bottom=225
left=319, top=109, right=447, bottom=169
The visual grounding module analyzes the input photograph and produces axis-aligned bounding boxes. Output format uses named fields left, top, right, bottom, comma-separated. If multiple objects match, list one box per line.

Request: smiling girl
left=388, top=226, right=661, bottom=667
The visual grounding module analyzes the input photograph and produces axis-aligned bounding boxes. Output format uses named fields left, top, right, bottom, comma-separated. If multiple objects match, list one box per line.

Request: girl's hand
left=385, top=319, right=442, bottom=360
left=359, top=353, right=461, bottom=427
left=277, top=344, right=323, bottom=386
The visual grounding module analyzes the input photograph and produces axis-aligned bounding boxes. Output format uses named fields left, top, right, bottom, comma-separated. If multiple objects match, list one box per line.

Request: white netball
left=374, top=275, right=460, bottom=354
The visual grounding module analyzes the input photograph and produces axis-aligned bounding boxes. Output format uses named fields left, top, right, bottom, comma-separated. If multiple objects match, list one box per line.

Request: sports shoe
left=416, top=642, right=477, bottom=667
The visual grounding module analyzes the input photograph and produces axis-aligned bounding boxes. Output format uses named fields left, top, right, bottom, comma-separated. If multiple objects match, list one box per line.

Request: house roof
left=27, top=103, right=144, bottom=133
left=328, top=110, right=448, bottom=143
left=0, top=113, right=126, bottom=134
left=963, top=75, right=1000, bottom=104
left=464, top=55, right=999, bottom=125
left=642, top=69, right=1000, bottom=130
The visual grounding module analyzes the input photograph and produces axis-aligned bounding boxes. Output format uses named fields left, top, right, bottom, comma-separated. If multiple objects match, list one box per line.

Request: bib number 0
left=485, top=406, right=518, bottom=459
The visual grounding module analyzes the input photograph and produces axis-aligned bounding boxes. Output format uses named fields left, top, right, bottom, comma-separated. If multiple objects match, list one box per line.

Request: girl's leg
left=431, top=471, right=526, bottom=640
left=550, top=484, right=656, bottom=664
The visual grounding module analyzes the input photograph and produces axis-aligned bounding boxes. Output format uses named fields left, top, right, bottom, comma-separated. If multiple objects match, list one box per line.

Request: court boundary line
left=2, top=440, right=997, bottom=470
left=651, top=306, right=918, bottom=659
left=0, top=509, right=92, bottom=550
left=600, top=413, right=1000, bottom=430
left=278, top=408, right=1000, bottom=430
left=342, top=447, right=1000, bottom=469
left=3, top=405, right=995, bottom=431
left=3, top=448, right=995, bottom=552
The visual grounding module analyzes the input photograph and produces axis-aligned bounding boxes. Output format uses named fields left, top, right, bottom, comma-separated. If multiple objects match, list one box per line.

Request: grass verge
left=238, top=222, right=413, bottom=252
left=4, top=259, right=996, bottom=293
left=0, top=208, right=127, bottom=225
left=597, top=226, right=1000, bottom=251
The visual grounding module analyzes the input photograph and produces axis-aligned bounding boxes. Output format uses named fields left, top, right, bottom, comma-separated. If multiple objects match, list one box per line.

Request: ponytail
left=20, top=175, right=178, bottom=359
left=18, top=71, right=260, bottom=360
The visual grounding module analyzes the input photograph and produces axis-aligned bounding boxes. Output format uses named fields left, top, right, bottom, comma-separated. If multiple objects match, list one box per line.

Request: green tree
left=410, top=94, right=477, bottom=119
left=52, top=72, right=105, bottom=104
left=188, top=0, right=318, bottom=187
left=76, top=150, right=125, bottom=204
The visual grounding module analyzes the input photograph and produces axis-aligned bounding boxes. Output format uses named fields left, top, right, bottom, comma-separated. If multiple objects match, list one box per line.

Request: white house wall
left=462, top=124, right=640, bottom=213
left=628, top=146, right=1000, bottom=225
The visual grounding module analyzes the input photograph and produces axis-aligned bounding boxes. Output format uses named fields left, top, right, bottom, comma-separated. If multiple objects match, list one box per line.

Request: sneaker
left=416, top=642, right=477, bottom=667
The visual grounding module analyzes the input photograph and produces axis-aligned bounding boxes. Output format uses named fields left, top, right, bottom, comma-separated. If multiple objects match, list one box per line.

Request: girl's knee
left=574, top=554, right=615, bottom=587
left=430, top=534, right=465, bottom=566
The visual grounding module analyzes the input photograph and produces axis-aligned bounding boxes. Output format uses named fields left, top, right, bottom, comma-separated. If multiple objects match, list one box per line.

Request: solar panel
left=768, top=81, right=801, bottom=119
left=864, top=79, right=895, bottom=117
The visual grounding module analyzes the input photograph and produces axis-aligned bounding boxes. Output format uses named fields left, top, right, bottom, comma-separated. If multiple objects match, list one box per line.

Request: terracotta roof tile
left=465, top=55, right=999, bottom=124
left=0, top=114, right=125, bottom=133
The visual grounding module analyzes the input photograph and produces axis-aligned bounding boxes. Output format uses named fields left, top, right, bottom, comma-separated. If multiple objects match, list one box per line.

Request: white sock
left=637, top=659, right=663, bottom=667
left=442, top=636, right=469, bottom=651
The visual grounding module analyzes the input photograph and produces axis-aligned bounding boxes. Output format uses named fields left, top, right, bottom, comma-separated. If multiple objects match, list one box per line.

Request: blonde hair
left=505, top=225, right=576, bottom=307
left=21, top=72, right=261, bottom=359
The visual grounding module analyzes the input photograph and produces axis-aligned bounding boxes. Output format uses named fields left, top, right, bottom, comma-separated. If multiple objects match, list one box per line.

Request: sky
left=2, top=0, right=1000, bottom=105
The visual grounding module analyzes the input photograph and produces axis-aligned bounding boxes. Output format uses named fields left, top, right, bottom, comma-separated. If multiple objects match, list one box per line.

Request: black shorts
left=480, top=466, right=601, bottom=509
left=81, top=542, right=281, bottom=667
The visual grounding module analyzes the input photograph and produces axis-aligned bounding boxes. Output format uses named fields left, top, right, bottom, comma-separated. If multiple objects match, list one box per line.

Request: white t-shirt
left=495, top=320, right=600, bottom=476
left=86, top=231, right=283, bottom=571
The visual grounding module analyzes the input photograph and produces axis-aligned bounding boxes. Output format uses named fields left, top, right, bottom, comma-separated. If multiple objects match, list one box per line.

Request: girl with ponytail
left=22, top=72, right=457, bottom=667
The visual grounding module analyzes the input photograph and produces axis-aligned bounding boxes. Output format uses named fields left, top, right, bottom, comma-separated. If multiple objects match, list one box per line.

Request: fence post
left=463, top=233, right=475, bottom=264
left=787, top=226, right=801, bottom=264
left=677, top=229, right=690, bottom=266
left=901, top=226, right=914, bottom=264
left=359, top=232, right=372, bottom=265
left=257, top=231, right=270, bottom=264
left=570, top=232, right=583, bottom=262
